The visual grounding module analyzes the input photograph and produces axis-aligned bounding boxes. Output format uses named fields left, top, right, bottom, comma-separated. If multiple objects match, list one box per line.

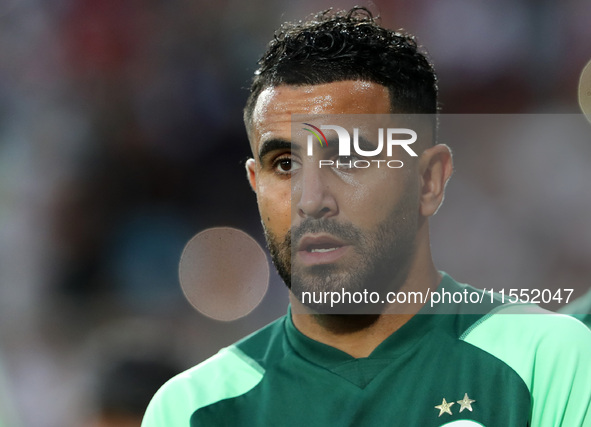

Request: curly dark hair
left=244, top=7, right=438, bottom=131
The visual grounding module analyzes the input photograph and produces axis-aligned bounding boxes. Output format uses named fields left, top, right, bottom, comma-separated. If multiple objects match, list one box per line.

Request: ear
left=245, top=158, right=257, bottom=192
left=418, top=144, right=453, bottom=217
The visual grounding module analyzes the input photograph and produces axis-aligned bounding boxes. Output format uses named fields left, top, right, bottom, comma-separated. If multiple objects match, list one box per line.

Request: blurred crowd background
left=0, top=0, right=590, bottom=426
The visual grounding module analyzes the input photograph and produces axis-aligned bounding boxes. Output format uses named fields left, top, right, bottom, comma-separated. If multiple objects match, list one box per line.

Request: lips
left=296, top=234, right=350, bottom=266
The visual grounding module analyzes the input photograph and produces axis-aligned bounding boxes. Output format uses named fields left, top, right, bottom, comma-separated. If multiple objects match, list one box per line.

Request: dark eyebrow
left=325, top=137, right=340, bottom=147
left=258, top=138, right=298, bottom=162
left=355, top=136, right=378, bottom=153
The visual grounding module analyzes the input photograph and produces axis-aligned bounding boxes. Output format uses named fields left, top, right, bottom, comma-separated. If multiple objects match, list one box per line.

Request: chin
left=290, top=273, right=389, bottom=315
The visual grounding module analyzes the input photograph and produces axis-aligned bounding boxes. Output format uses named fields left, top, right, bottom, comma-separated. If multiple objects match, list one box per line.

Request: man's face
left=246, top=81, right=421, bottom=312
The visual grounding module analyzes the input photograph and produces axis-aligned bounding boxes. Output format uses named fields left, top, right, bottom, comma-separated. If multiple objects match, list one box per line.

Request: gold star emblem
left=457, top=393, right=476, bottom=413
left=435, top=398, right=454, bottom=417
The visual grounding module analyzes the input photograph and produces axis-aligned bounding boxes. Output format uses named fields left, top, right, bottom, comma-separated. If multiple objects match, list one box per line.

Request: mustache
left=290, top=218, right=362, bottom=249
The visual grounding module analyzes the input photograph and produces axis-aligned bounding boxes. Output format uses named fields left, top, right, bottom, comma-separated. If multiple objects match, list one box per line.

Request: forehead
left=250, top=81, right=391, bottom=149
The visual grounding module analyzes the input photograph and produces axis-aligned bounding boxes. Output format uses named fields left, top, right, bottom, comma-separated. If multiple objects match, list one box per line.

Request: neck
left=290, top=235, right=440, bottom=358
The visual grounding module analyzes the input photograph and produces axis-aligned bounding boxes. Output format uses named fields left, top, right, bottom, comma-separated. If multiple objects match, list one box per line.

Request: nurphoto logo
left=303, top=123, right=418, bottom=169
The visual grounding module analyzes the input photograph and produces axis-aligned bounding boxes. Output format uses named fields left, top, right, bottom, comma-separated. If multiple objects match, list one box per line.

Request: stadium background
left=0, top=0, right=590, bottom=425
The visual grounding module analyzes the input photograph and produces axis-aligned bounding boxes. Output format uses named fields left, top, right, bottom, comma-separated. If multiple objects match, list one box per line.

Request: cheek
left=256, top=180, right=292, bottom=234
left=342, top=171, right=415, bottom=225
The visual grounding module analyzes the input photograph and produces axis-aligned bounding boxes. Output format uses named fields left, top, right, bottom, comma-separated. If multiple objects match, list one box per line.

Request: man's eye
left=335, top=155, right=360, bottom=169
left=274, top=157, right=301, bottom=174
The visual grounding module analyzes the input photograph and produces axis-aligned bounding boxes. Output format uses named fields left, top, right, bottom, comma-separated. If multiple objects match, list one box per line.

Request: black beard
left=263, top=192, right=417, bottom=315
left=266, top=227, right=292, bottom=288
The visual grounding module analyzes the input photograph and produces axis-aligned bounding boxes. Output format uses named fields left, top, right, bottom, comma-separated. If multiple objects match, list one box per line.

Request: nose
left=295, top=165, right=338, bottom=219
